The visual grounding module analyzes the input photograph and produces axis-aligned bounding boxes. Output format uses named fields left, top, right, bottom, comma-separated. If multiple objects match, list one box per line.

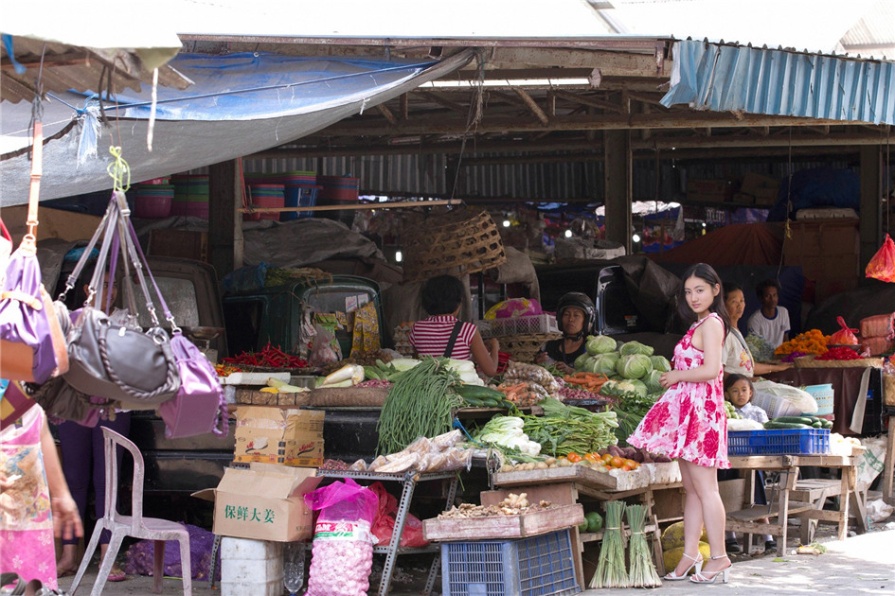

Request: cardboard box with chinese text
left=192, top=466, right=321, bottom=542
left=234, top=406, right=324, bottom=467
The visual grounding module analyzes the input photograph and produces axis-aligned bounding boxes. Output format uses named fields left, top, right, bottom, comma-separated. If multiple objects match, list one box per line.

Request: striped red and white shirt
left=409, top=315, right=477, bottom=359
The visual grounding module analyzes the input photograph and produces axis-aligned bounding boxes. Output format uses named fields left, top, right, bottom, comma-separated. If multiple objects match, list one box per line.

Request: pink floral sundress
left=0, top=405, right=58, bottom=589
left=627, top=313, right=730, bottom=469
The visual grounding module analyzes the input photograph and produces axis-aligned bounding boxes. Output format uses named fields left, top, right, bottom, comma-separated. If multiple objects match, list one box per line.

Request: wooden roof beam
left=514, top=88, right=550, bottom=125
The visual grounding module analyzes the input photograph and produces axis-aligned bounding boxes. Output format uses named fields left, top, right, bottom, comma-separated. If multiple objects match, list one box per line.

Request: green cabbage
left=628, top=379, right=648, bottom=398
left=573, top=352, right=591, bottom=371
left=600, top=379, right=648, bottom=399
left=586, top=352, right=620, bottom=375
left=618, top=340, right=655, bottom=357
left=585, top=334, right=617, bottom=355
left=649, top=355, right=671, bottom=372
left=645, top=369, right=664, bottom=393
left=616, top=353, right=653, bottom=379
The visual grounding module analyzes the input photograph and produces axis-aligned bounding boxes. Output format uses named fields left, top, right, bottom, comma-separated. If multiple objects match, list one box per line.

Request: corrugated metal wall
left=231, top=153, right=851, bottom=202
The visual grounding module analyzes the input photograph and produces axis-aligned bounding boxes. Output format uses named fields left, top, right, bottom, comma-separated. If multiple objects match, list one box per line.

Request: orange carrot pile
left=563, top=372, right=609, bottom=393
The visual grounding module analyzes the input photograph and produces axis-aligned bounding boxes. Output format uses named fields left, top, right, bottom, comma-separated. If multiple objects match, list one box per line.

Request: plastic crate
left=441, top=529, right=580, bottom=596
left=481, top=314, right=559, bottom=338
left=727, top=429, right=830, bottom=456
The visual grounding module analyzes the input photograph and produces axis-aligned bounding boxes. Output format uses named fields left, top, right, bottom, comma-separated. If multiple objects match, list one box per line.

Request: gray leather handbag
left=60, top=191, right=181, bottom=408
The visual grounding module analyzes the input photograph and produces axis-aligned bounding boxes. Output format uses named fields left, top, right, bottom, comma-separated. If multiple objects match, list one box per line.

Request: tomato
left=567, top=452, right=582, bottom=463
left=625, top=459, right=640, bottom=469
left=601, top=453, right=614, bottom=464
left=584, top=452, right=601, bottom=463
left=610, top=456, right=625, bottom=468
left=621, top=464, right=632, bottom=471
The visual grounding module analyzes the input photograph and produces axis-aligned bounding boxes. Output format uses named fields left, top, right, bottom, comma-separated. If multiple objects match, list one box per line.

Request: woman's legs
left=680, top=459, right=730, bottom=574
left=670, top=462, right=706, bottom=576
left=54, top=421, right=93, bottom=574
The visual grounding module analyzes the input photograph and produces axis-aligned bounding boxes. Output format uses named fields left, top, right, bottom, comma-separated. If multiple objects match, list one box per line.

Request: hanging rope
left=107, top=146, right=131, bottom=193
left=777, top=127, right=795, bottom=279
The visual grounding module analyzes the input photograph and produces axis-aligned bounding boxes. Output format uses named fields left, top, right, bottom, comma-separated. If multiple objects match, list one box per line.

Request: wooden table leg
left=776, top=468, right=798, bottom=556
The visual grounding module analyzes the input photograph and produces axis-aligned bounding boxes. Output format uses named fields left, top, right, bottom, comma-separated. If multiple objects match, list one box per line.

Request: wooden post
left=208, top=160, right=242, bottom=279
left=603, top=130, right=632, bottom=254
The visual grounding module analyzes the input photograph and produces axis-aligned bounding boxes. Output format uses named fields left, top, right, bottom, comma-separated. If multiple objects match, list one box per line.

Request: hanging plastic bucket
left=803, top=383, right=834, bottom=416
left=244, top=184, right=285, bottom=221
left=133, top=184, right=174, bottom=219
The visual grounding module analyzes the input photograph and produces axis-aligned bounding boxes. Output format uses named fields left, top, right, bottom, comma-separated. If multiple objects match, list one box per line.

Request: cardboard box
left=193, top=466, right=322, bottom=542
left=687, top=179, right=733, bottom=203
left=234, top=406, right=324, bottom=467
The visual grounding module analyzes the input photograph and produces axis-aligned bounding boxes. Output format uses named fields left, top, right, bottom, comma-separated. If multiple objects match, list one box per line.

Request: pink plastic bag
left=369, top=482, right=429, bottom=548
left=305, top=478, right=379, bottom=596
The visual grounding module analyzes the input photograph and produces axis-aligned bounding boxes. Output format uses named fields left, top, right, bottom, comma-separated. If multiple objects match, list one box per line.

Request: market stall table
left=725, top=454, right=868, bottom=556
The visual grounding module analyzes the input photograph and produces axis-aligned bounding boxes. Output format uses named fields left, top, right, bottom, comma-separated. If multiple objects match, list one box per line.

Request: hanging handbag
left=124, top=221, right=228, bottom=438
left=0, top=120, right=70, bottom=384
left=61, top=191, right=181, bottom=407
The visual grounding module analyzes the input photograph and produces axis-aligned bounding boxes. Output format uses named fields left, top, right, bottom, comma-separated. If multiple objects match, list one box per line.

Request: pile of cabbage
left=574, top=336, right=671, bottom=400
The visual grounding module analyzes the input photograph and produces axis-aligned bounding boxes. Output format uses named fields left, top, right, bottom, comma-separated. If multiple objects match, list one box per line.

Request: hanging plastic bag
left=369, top=482, right=429, bottom=549
left=304, top=478, right=378, bottom=596
left=829, top=316, right=859, bottom=346
left=865, top=234, right=895, bottom=283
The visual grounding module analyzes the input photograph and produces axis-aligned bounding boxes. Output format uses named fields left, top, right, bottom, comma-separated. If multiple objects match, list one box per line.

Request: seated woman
left=536, top=292, right=596, bottom=375
left=408, top=274, right=500, bottom=376
left=723, top=282, right=792, bottom=378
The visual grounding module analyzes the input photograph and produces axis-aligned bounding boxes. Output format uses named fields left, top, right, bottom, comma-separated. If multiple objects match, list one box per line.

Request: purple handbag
left=0, top=122, right=69, bottom=385
left=158, top=333, right=228, bottom=438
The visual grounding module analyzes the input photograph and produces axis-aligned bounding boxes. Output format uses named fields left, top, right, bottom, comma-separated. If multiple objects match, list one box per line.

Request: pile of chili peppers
left=815, top=346, right=862, bottom=361
left=222, top=342, right=309, bottom=369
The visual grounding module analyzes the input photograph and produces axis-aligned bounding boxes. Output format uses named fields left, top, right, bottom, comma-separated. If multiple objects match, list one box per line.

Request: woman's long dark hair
left=676, top=263, right=730, bottom=336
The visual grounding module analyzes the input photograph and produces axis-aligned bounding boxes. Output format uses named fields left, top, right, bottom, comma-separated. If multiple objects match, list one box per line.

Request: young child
left=725, top=374, right=768, bottom=424
left=723, top=374, right=776, bottom=554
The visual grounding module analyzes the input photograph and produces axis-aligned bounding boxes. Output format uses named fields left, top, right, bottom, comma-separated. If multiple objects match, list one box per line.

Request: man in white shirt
left=746, top=279, right=790, bottom=348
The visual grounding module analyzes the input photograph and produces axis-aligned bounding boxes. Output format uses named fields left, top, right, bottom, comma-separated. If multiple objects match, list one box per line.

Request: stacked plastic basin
left=244, top=182, right=285, bottom=222
left=261, top=171, right=318, bottom=221
left=317, top=175, right=359, bottom=226
left=171, top=174, right=210, bottom=219
left=133, top=179, right=174, bottom=219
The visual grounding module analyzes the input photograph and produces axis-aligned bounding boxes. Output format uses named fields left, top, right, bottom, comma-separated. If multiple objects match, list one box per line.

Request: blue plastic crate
left=441, top=529, right=580, bottom=596
left=728, top=429, right=830, bottom=456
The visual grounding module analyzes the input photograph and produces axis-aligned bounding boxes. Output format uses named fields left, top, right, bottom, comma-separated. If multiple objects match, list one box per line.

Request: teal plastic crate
left=441, top=529, right=580, bottom=596
left=728, top=429, right=830, bottom=456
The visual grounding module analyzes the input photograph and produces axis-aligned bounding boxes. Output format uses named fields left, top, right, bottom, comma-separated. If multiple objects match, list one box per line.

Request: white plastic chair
left=69, top=427, right=192, bottom=595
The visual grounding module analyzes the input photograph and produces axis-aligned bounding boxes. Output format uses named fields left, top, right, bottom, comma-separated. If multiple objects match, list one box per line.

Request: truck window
left=134, top=277, right=201, bottom=328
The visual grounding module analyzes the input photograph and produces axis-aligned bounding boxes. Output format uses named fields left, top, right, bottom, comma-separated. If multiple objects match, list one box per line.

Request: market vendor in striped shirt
left=408, top=274, right=500, bottom=377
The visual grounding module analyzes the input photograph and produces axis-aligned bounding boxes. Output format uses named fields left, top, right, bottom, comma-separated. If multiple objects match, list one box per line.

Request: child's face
left=726, top=379, right=752, bottom=408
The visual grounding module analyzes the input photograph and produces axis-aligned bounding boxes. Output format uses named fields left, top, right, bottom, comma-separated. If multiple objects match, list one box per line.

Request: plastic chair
left=69, top=427, right=192, bottom=595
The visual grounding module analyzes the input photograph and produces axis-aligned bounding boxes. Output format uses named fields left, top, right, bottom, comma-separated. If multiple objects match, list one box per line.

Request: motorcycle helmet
left=555, top=292, right=597, bottom=337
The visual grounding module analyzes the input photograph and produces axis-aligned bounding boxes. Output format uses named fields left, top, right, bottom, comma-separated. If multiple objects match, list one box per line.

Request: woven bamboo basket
left=401, top=210, right=507, bottom=282
left=793, top=355, right=885, bottom=369
left=498, top=332, right=561, bottom=364
left=309, top=387, right=390, bottom=407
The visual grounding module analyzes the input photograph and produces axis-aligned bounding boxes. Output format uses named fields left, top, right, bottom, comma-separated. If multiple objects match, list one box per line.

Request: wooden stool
left=790, top=479, right=842, bottom=543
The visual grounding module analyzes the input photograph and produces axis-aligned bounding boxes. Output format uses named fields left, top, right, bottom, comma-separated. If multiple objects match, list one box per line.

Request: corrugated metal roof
left=661, top=39, right=895, bottom=125
left=836, top=0, right=895, bottom=59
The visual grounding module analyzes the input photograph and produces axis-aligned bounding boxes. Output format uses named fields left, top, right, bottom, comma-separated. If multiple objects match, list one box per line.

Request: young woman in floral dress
left=627, top=263, right=732, bottom=584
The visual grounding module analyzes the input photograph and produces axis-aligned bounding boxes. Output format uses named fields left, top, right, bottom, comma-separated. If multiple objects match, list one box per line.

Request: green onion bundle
left=376, top=357, right=462, bottom=455
left=589, top=501, right=629, bottom=589
left=626, top=504, right=661, bottom=588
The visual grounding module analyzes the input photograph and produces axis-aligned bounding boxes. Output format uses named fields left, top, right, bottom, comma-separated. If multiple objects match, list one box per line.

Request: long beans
left=376, top=357, right=462, bottom=455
